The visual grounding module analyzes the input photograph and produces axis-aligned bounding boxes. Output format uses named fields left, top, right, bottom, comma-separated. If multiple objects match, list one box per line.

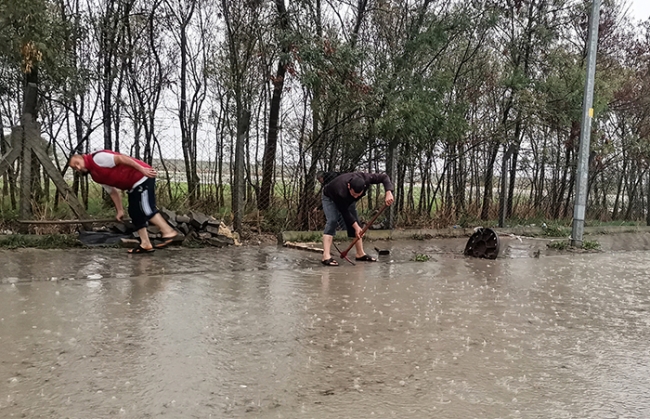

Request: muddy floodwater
left=1, top=236, right=650, bottom=418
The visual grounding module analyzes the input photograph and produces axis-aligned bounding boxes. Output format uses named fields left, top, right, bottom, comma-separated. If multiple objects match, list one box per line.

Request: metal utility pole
left=572, top=0, right=601, bottom=247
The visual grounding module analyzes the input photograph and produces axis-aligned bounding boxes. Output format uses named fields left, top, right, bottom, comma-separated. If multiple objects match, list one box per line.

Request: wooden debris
left=283, top=241, right=323, bottom=254
left=18, top=218, right=128, bottom=225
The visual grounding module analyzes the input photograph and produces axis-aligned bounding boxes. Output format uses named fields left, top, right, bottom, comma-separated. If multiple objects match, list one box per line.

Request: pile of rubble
left=116, top=208, right=241, bottom=248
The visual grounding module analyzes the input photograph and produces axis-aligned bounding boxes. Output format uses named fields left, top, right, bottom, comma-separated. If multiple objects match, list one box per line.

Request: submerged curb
left=281, top=225, right=650, bottom=243
left=1, top=225, right=650, bottom=249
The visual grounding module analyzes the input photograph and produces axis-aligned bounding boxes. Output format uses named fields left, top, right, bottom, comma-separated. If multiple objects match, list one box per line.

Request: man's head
left=69, top=154, right=88, bottom=174
left=348, top=177, right=366, bottom=198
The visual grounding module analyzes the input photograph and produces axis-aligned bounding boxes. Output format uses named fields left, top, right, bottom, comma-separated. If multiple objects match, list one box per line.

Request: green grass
left=582, top=239, right=601, bottom=250
left=541, top=225, right=571, bottom=237
left=0, top=234, right=82, bottom=249
left=1, top=178, right=649, bottom=235
left=0, top=182, right=114, bottom=220
left=291, top=232, right=323, bottom=243
left=0, top=181, right=232, bottom=220
left=547, top=238, right=600, bottom=252
left=547, top=240, right=570, bottom=251
left=584, top=220, right=643, bottom=227
left=411, top=233, right=434, bottom=240
left=411, top=253, right=431, bottom=262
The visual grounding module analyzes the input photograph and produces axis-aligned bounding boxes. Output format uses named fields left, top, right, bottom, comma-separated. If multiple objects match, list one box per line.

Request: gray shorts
left=322, top=193, right=358, bottom=237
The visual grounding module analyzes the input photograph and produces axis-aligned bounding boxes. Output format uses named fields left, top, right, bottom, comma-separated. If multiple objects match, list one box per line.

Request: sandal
left=154, top=234, right=179, bottom=249
left=355, top=254, right=377, bottom=262
left=128, top=245, right=155, bottom=254
left=321, top=257, right=339, bottom=266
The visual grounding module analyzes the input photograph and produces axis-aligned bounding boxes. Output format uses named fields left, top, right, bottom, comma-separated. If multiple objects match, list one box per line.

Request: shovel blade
left=374, top=247, right=390, bottom=255
left=333, top=242, right=354, bottom=265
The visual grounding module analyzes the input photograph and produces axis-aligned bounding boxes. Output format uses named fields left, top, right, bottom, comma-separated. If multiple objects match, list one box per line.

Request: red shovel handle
left=338, top=204, right=389, bottom=262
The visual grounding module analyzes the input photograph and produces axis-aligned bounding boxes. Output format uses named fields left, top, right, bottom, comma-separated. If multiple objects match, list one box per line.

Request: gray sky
left=628, top=0, right=650, bottom=22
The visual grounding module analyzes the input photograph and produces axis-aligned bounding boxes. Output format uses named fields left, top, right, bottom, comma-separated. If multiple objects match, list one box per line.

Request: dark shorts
left=322, top=193, right=359, bottom=237
left=127, top=178, right=158, bottom=230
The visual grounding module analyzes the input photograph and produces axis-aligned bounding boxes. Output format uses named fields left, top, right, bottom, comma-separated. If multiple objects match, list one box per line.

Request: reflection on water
left=0, top=245, right=649, bottom=418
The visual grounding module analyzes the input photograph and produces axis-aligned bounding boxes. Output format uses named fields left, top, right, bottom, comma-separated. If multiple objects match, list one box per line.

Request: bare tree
left=221, top=0, right=263, bottom=231
left=259, top=0, right=291, bottom=211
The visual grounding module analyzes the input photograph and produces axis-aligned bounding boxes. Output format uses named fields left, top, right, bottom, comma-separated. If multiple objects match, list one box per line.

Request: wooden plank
left=23, top=83, right=38, bottom=115
left=18, top=218, right=129, bottom=225
left=19, top=125, right=32, bottom=220
left=120, top=238, right=139, bottom=248
left=0, top=144, right=22, bottom=176
left=28, top=133, right=89, bottom=220
left=283, top=241, right=324, bottom=254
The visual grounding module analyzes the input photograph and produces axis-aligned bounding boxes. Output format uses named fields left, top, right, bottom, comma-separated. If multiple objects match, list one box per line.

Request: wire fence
left=2, top=122, right=649, bottom=236
left=1, top=0, right=650, bottom=237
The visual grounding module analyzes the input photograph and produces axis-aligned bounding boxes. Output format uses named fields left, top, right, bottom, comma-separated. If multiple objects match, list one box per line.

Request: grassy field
left=0, top=179, right=647, bottom=232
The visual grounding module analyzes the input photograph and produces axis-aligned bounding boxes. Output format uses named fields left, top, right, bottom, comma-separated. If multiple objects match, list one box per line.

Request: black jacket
left=323, top=172, right=393, bottom=227
left=320, top=171, right=341, bottom=185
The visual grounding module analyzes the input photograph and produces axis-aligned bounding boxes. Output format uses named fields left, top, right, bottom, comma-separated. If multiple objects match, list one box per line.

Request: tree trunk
left=507, top=119, right=523, bottom=218
left=646, top=171, right=650, bottom=226
left=535, top=134, right=547, bottom=209
left=612, top=157, right=626, bottom=219
left=179, top=19, right=197, bottom=204
left=498, top=144, right=508, bottom=227
left=480, top=142, right=500, bottom=220
left=101, top=0, right=119, bottom=151
left=454, top=142, right=466, bottom=217
left=233, top=107, right=250, bottom=232
left=259, top=0, right=290, bottom=211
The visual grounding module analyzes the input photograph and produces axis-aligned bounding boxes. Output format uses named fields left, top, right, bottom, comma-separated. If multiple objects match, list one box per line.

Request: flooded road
left=1, top=238, right=650, bottom=418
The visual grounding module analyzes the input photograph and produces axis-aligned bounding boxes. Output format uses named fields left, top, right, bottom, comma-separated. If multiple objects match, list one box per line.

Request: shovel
left=334, top=204, right=389, bottom=265
left=374, top=247, right=390, bottom=256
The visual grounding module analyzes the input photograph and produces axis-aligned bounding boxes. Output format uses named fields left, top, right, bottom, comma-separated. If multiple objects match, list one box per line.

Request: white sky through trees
left=628, top=0, right=650, bottom=22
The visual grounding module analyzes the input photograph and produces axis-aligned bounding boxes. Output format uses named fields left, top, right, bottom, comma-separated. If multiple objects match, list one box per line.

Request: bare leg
left=354, top=237, right=376, bottom=261
left=354, top=237, right=365, bottom=257
left=149, top=213, right=176, bottom=238
left=322, top=234, right=334, bottom=261
left=322, top=234, right=340, bottom=265
left=137, top=228, right=152, bottom=249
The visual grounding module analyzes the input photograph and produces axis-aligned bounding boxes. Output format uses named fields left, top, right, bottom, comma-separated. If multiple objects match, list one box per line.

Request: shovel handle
left=339, top=204, right=389, bottom=260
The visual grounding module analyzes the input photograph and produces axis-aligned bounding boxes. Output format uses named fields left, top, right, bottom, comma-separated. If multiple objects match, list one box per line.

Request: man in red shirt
left=69, top=150, right=177, bottom=254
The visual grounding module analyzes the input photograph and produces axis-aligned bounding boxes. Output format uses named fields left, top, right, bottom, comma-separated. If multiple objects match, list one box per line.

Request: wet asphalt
left=0, top=234, right=649, bottom=418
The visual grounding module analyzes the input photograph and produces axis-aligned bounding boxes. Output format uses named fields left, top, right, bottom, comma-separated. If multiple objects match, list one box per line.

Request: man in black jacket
left=316, top=171, right=341, bottom=186
left=321, top=172, right=394, bottom=266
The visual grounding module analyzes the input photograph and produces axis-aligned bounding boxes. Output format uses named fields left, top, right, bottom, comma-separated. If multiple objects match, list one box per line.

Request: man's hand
left=109, top=188, right=125, bottom=221
left=141, top=167, right=157, bottom=178
left=385, top=190, right=394, bottom=206
left=353, top=223, right=364, bottom=240
left=115, top=154, right=158, bottom=178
